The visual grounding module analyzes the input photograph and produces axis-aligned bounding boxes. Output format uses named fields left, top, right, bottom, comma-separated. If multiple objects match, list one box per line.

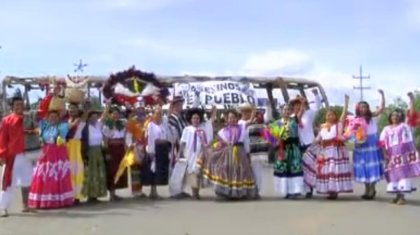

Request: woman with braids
left=352, top=90, right=385, bottom=200
left=270, top=98, right=305, bottom=199
left=103, top=106, right=128, bottom=201
left=176, top=106, right=216, bottom=199
left=379, top=109, right=420, bottom=205
left=199, top=109, right=257, bottom=200
left=81, top=106, right=108, bottom=203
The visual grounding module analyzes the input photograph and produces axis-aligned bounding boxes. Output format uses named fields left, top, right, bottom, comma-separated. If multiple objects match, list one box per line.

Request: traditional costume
left=272, top=116, right=304, bottom=197
left=352, top=117, right=384, bottom=183
left=380, top=123, right=420, bottom=194
left=66, top=119, right=86, bottom=201
left=121, top=115, right=148, bottom=195
left=28, top=119, right=74, bottom=209
left=0, top=113, right=34, bottom=212
left=103, top=118, right=128, bottom=192
left=142, top=121, right=171, bottom=186
left=303, top=123, right=353, bottom=195
left=81, top=117, right=107, bottom=199
left=168, top=96, right=188, bottom=163
left=238, top=103, right=270, bottom=194
left=174, top=110, right=213, bottom=196
left=199, top=123, right=257, bottom=199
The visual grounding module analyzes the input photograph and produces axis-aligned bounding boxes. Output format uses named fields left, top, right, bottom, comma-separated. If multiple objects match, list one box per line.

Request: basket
left=48, top=97, right=66, bottom=111
left=65, top=87, right=85, bottom=104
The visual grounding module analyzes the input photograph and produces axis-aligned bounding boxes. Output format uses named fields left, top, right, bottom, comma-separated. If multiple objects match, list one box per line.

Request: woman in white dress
left=304, top=95, right=353, bottom=199
left=177, top=107, right=216, bottom=199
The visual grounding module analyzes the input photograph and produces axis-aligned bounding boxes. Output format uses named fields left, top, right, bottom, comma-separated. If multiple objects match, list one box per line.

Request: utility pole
left=353, top=65, right=371, bottom=101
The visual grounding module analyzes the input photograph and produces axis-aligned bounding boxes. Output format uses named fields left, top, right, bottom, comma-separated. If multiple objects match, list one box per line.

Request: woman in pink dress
left=28, top=110, right=74, bottom=209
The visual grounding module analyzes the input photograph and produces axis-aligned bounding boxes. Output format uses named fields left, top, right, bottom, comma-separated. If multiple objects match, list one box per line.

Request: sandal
left=396, top=197, right=406, bottom=205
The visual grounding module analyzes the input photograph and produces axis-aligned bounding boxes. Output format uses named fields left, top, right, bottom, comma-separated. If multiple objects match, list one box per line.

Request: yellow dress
left=66, top=139, right=85, bottom=200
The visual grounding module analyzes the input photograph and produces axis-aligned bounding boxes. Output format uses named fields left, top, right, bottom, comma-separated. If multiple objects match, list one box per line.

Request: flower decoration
left=102, top=66, right=169, bottom=106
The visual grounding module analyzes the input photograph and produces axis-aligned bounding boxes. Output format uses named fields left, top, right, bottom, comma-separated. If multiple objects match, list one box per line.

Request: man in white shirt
left=293, top=89, right=322, bottom=198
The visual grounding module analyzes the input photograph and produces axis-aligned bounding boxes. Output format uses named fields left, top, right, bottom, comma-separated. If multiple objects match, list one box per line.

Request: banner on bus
left=173, top=81, right=256, bottom=107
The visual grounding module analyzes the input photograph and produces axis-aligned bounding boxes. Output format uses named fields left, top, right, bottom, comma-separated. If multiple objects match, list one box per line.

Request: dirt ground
left=1, top=164, right=420, bottom=235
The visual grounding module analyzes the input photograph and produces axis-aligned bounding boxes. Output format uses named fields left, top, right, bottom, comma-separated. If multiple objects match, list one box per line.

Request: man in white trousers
left=0, top=96, right=36, bottom=217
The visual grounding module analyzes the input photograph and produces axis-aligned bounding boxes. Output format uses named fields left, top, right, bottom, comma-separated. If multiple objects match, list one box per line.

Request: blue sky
left=0, top=0, right=419, bottom=105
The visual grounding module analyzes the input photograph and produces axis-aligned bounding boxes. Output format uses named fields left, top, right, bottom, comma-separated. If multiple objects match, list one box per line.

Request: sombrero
left=289, top=96, right=304, bottom=106
left=238, top=102, right=254, bottom=111
left=170, top=96, right=185, bottom=104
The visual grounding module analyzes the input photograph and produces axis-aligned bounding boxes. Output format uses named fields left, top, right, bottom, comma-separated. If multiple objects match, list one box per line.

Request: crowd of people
left=0, top=86, right=419, bottom=218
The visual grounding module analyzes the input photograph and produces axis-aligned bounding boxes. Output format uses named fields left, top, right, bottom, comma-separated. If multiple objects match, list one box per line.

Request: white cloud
left=240, top=49, right=313, bottom=76
left=176, top=48, right=416, bottom=106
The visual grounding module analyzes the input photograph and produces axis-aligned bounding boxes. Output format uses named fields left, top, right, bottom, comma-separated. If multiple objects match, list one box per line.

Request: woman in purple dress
left=380, top=109, right=420, bottom=205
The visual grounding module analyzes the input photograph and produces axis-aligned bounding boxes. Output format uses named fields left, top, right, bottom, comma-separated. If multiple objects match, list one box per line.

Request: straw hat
left=238, top=102, right=254, bottom=112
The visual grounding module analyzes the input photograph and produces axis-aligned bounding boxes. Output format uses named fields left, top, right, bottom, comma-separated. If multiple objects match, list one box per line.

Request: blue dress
left=353, top=118, right=384, bottom=183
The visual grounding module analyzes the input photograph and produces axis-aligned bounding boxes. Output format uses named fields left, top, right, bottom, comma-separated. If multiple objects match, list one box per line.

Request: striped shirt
left=168, top=113, right=188, bottom=141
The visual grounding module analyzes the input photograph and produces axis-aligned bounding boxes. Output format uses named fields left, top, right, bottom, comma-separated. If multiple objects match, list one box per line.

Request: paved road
left=0, top=166, right=419, bottom=235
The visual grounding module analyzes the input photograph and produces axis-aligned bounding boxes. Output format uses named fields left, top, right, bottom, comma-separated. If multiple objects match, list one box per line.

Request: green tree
left=314, top=106, right=344, bottom=128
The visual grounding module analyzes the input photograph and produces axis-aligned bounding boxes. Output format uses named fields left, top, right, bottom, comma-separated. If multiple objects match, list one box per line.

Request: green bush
left=314, top=106, right=344, bottom=128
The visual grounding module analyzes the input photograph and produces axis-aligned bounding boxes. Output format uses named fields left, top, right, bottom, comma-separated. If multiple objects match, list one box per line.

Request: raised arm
left=408, top=92, right=415, bottom=116
left=372, top=89, right=385, bottom=117
left=340, top=95, right=349, bottom=124
left=210, top=105, right=217, bottom=123
left=264, top=100, right=273, bottom=123
left=101, top=99, right=112, bottom=121
left=339, top=94, right=350, bottom=136
left=312, top=89, right=322, bottom=111
left=296, top=97, right=306, bottom=122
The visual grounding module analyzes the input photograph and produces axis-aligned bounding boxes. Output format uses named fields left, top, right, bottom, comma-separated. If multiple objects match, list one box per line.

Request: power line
left=353, top=65, right=370, bottom=101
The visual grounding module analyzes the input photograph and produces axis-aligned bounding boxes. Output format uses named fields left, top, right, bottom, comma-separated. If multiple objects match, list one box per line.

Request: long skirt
left=302, top=144, right=322, bottom=188
left=66, top=139, right=85, bottom=200
left=130, top=165, right=142, bottom=194
left=353, top=134, right=384, bottom=183
left=199, top=145, right=257, bottom=199
left=82, top=146, right=107, bottom=198
left=141, top=140, right=171, bottom=186
left=273, top=139, right=304, bottom=196
left=385, top=142, right=420, bottom=194
left=107, top=140, right=128, bottom=190
left=303, top=144, right=353, bottom=194
left=28, top=144, right=74, bottom=209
